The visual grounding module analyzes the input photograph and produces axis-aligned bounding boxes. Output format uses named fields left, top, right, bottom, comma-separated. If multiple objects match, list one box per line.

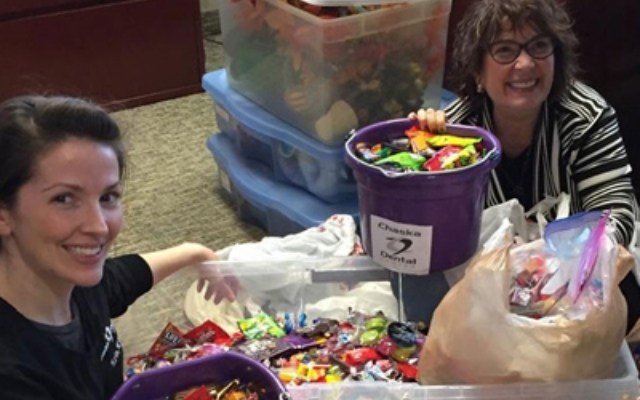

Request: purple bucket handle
left=112, top=350, right=290, bottom=400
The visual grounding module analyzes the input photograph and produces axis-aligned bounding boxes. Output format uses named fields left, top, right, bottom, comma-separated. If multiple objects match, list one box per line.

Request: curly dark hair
left=447, top=0, right=579, bottom=108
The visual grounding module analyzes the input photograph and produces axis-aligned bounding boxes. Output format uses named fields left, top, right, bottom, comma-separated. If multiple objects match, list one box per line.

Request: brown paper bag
left=418, top=243, right=633, bottom=385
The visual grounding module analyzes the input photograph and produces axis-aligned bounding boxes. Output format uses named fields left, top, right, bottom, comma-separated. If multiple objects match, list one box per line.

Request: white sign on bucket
left=370, top=215, right=433, bottom=275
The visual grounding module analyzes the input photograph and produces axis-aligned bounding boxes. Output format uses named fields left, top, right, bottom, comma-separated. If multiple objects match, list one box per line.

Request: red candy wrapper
left=148, top=322, right=186, bottom=356
left=423, top=145, right=461, bottom=171
left=396, top=362, right=418, bottom=380
left=184, top=320, right=231, bottom=346
left=183, top=385, right=211, bottom=400
left=344, top=347, right=381, bottom=366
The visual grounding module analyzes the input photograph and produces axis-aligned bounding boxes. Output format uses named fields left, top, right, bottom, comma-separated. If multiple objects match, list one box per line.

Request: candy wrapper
left=239, top=313, right=286, bottom=339
left=126, top=321, right=235, bottom=376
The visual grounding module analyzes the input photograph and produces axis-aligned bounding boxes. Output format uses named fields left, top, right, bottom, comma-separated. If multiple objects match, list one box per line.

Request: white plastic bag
left=444, top=194, right=571, bottom=286
left=630, top=222, right=640, bottom=284
left=624, top=222, right=640, bottom=342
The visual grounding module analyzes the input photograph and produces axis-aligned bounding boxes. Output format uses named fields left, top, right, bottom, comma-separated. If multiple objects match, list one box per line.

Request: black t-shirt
left=31, top=300, right=85, bottom=351
left=495, top=147, right=535, bottom=211
left=0, top=255, right=153, bottom=400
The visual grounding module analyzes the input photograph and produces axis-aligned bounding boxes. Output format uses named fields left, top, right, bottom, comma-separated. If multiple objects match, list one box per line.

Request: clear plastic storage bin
left=203, top=69, right=357, bottom=204
left=207, top=133, right=359, bottom=236
left=220, top=0, right=452, bottom=145
left=195, top=256, right=640, bottom=400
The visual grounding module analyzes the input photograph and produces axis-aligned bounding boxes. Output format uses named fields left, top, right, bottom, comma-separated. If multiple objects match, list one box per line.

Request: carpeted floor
left=111, top=12, right=266, bottom=360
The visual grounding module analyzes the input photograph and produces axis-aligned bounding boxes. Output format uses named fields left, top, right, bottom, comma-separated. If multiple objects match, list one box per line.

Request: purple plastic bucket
left=111, top=350, right=289, bottom=400
left=345, top=119, right=501, bottom=275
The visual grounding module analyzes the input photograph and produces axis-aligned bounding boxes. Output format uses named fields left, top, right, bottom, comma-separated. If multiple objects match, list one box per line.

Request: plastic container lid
left=203, top=69, right=347, bottom=157
left=207, top=133, right=359, bottom=229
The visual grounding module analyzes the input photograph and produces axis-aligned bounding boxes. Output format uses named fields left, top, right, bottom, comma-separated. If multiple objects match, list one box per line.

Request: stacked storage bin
left=204, top=0, right=453, bottom=236
left=204, top=70, right=359, bottom=236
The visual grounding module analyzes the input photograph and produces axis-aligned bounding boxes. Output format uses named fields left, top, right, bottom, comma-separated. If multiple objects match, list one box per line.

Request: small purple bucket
left=112, top=350, right=289, bottom=400
left=345, top=119, right=501, bottom=275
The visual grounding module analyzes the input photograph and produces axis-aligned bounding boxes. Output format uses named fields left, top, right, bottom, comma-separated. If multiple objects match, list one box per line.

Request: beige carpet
left=112, top=16, right=266, bottom=360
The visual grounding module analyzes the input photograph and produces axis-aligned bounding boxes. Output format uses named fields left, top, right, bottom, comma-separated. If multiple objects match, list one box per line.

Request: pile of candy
left=284, top=0, right=404, bottom=19
left=224, top=0, right=450, bottom=139
left=508, top=210, right=610, bottom=319
left=171, top=380, right=264, bottom=400
left=354, top=126, right=488, bottom=172
left=127, top=311, right=425, bottom=389
left=508, top=250, right=564, bottom=318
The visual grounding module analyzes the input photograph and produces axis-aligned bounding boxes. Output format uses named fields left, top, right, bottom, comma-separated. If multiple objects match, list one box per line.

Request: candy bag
left=418, top=214, right=633, bottom=384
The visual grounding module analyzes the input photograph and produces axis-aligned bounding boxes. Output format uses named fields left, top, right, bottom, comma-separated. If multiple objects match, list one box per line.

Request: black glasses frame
left=487, top=35, right=555, bottom=65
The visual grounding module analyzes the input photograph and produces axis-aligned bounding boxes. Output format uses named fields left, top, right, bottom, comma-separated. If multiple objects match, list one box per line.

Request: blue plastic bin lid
left=202, top=69, right=459, bottom=156
left=207, top=133, right=359, bottom=228
left=203, top=69, right=346, bottom=159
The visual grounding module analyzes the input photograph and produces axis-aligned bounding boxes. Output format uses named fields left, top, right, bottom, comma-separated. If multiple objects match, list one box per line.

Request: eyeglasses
left=488, top=35, right=555, bottom=64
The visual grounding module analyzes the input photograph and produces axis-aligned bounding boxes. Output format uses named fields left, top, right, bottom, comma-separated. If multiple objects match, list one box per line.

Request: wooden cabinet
left=0, top=0, right=205, bottom=109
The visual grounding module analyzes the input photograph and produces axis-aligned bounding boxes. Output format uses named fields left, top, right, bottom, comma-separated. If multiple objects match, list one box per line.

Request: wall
left=0, top=0, right=205, bottom=109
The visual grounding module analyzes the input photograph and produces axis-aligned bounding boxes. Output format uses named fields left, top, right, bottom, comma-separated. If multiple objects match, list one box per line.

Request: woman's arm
left=140, top=242, right=217, bottom=286
left=571, top=102, right=639, bottom=246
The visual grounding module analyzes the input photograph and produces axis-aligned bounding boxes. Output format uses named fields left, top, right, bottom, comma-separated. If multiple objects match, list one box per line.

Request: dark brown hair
left=447, top=0, right=579, bottom=108
left=0, top=95, right=126, bottom=210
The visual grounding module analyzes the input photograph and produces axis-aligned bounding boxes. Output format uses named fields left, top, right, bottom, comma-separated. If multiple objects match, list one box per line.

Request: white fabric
left=443, top=194, right=572, bottom=287
left=216, top=214, right=360, bottom=299
left=217, top=214, right=358, bottom=261
left=525, top=192, right=571, bottom=239
left=630, top=222, right=640, bottom=284
left=184, top=215, right=398, bottom=332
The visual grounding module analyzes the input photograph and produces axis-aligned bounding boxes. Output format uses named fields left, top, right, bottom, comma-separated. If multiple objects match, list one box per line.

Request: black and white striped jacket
left=445, top=81, right=639, bottom=246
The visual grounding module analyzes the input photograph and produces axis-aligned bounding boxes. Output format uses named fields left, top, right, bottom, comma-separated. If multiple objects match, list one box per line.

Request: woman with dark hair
left=409, top=0, right=639, bottom=329
left=0, top=95, right=230, bottom=399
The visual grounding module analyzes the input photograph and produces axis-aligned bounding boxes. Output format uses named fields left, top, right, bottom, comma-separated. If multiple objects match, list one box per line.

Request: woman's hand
left=196, top=263, right=239, bottom=304
left=407, top=108, right=447, bottom=133
left=142, top=243, right=238, bottom=304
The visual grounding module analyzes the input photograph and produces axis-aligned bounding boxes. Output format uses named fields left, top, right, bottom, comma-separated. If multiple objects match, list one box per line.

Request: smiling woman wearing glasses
left=407, top=0, right=640, bottom=332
